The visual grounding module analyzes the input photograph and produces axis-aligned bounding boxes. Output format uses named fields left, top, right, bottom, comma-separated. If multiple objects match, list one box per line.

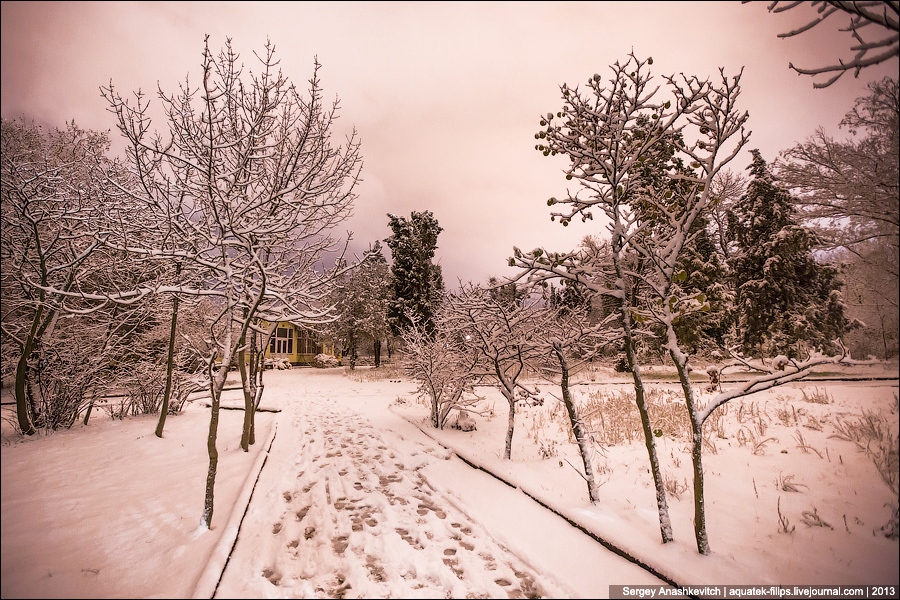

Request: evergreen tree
left=487, top=276, right=528, bottom=309
left=385, top=211, right=445, bottom=336
left=667, top=219, right=732, bottom=355
left=548, top=280, right=592, bottom=318
left=355, top=242, right=393, bottom=367
left=728, top=150, right=853, bottom=358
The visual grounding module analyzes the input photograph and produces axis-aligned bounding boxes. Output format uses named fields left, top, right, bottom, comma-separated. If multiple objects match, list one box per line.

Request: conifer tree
left=667, top=218, right=733, bottom=355
left=728, top=150, right=853, bottom=358
left=385, top=211, right=445, bottom=336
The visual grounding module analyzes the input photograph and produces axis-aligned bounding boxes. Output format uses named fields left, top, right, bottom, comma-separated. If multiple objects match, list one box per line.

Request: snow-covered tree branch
left=1, top=119, right=127, bottom=435
left=753, top=1, right=899, bottom=88
left=100, top=36, right=363, bottom=529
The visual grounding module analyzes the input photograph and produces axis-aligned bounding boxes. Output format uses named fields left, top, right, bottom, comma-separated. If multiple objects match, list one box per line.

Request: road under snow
left=215, top=369, right=666, bottom=598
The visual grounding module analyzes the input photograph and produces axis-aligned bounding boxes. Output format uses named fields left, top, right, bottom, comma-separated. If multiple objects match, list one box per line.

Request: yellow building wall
left=262, top=321, right=337, bottom=365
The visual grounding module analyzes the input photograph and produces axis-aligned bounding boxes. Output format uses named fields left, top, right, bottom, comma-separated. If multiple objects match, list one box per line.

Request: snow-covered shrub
left=107, top=361, right=196, bottom=418
left=772, top=355, right=790, bottom=371
left=25, top=352, right=97, bottom=431
left=452, top=410, right=477, bottom=432
left=117, top=361, right=167, bottom=416
left=401, top=312, right=480, bottom=430
left=314, top=354, right=339, bottom=368
left=344, top=364, right=404, bottom=382
left=19, top=322, right=115, bottom=431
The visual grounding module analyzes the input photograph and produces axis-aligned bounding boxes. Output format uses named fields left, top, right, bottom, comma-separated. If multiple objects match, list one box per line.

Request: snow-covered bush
left=105, top=361, right=197, bottom=419
left=314, top=354, right=340, bottom=369
left=24, top=352, right=97, bottom=431
left=401, top=311, right=481, bottom=430
left=452, top=410, right=477, bottom=432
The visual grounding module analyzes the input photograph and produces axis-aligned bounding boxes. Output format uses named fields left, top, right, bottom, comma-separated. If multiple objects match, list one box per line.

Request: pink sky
left=2, top=1, right=897, bottom=286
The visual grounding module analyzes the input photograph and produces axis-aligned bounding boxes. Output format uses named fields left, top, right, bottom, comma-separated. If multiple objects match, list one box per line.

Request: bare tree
left=401, top=308, right=482, bottom=430
left=99, top=36, right=362, bottom=528
left=444, top=283, right=553, bottom=460
left=1, top=119, right=123, bottom=435
left=706, top=169, right=747, bottom=260
left=539, top=308, right=607, bottom=503
left=325, top=244, right=393, bottom=369
left=776, top=78, right=898, bottom=259
left=752, top=1, right=899, bottom=88
left=775, top=78, right=898, bottom=357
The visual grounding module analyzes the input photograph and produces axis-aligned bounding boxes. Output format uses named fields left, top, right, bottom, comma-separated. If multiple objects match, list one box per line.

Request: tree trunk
left=155, top=291, right=180, bottom=438
left=82, top=398, right=94, bottom=426
left=626, top=333, right=673, bottom=544
left=247, top=329, right=258, bottom=446
left=554, top=343, right=600, bottom=503
left=238, top=326, right=253, bottom=452
left=16, top=273, right=79, bottom=434
left=373, top=338, right=381, bottom=368
left=201, top=360, right=226, bottom=528
left=13, top=303, right=44, bottom=436
left=690, top=425, right=708, bottom=554
left=504, top=397, right=516, bottom=460
left=613, top=250, right=673, bottom=545
left=670, top=347, right=710, bottom=555
left=427, top=378, right=440, bottom=428
left=347, top=331, right=358, bottom=369
left=501, top=385, right=516, bottom=460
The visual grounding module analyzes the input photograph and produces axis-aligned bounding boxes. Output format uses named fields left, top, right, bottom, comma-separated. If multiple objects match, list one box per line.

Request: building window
left=271, top=327, right=293, bottom=355
left=298, top=328, right=319, bottom=355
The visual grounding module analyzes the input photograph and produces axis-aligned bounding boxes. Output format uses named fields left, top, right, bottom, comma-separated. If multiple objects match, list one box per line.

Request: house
left=264, top=321, right=337, bottom=366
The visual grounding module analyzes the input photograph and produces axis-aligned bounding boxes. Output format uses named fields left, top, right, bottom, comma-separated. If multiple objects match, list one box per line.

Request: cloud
left=3, top=1, right=896, bottom=288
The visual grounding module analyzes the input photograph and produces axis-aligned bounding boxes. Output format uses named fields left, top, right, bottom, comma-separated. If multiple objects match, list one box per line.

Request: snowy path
left=216, top=375, right=573, bottom=598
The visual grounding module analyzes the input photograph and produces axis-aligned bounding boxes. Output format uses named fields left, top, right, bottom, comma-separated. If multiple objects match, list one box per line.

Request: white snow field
left=2, top=362, right=897, bottom=599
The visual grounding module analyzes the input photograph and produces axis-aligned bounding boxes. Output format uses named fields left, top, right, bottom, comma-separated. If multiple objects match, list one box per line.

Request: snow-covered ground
left=1, top=362, right=898, bottom=599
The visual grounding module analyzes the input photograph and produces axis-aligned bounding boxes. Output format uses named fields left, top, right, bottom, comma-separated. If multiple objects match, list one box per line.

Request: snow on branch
left=698, top=341, right=855, bottom=424
left=756, top=1, right=900, bottom=88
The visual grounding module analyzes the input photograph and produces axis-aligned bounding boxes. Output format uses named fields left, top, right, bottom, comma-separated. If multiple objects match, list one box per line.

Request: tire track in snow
left=217, top=382, right=568, bottom=599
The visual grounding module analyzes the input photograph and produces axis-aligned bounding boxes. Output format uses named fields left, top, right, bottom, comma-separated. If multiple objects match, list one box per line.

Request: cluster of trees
left=511, top=56, right=895, bottom=556
left=2, top=1, right=895, bottom=551
left=399, top=53, right=895, bottom=556
left=324, top=242, right=392, bottom=369
left=318, top=209, right=445, bottom=369
left=1, top=37, right=365, bottom=529
left=776, top=76, right=899, bottom=359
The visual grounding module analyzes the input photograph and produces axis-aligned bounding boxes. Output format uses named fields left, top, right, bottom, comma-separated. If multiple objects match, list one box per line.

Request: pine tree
left=385, top=211, right=445, bottom=336
left=487, top=276, right=528, bottom=309
left=729, top=150, right=853, bottom=358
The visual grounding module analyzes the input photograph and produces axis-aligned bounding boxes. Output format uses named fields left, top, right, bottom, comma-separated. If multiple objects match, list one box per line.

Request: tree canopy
left=385, top=211, right=445, bottom=336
